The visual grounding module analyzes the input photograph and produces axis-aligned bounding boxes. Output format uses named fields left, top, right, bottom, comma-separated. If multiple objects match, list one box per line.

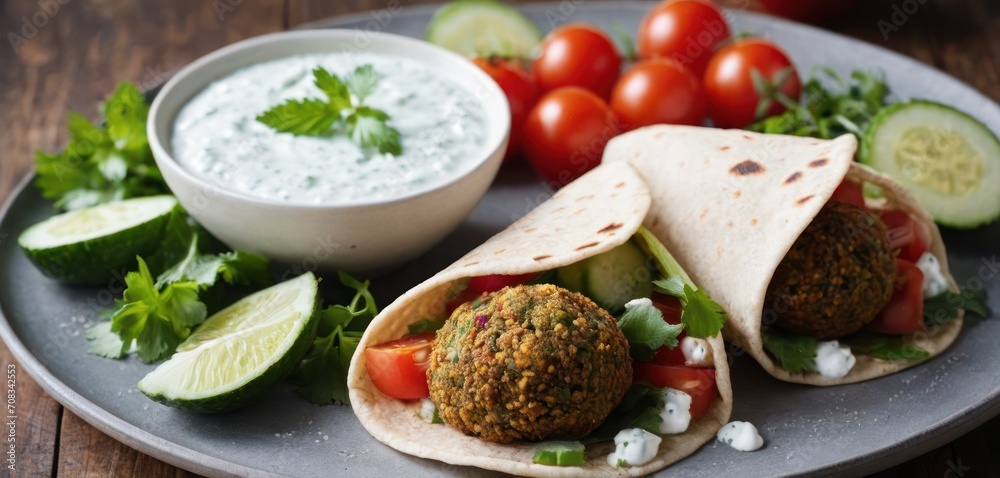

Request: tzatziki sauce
left=171, top=52, right=488, bottom=204
left=659, top=388, right=693, bottom=434
left=607, top=428, right=662, bottom=467
left=916, top=252, right=949, bottom=297
left=717, top=421, right=764, bottom=452
left=815, top=340, right=856, bottom=379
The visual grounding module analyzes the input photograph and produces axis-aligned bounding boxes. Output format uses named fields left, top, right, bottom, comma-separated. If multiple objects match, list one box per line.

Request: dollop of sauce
left=815, top=340, right=856, bottom=378
left=607, top=428, right=662, bottom=468
left=916, top=251, right=949, bottom=297
left=717, top=421, right=764, bottom=452
left=659, top=388, right=692, bottom=434
left=419, top=398, right=437, bottom=424
left=171, top=52, right=488, bottom=204
left=681, top=336, right=708, bottom=364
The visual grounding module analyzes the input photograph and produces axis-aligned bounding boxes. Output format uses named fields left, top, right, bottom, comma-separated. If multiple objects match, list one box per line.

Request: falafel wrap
left=347, top=162, right=734, bottom=476
left=603, top=125, right=967, bottom=386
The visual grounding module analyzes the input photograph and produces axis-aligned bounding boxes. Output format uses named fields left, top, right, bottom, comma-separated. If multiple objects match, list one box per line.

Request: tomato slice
left=468, top=273, right=537, bottom=294
left=364, top=332, right=436, bottom=400
left=829, top=180, right=865, bottom=209
left=648, top=293, right=687, bottom=365
left=633, top=363, right=717, bottom=419
left=866, top=259, right=925, bottom=335
left=879, top=210, right=930, bottom=263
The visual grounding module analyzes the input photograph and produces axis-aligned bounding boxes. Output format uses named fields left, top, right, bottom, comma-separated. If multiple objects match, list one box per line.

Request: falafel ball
left=427, top=283, right=632, bottom=443
left=765, top=201, right=896, bottom=340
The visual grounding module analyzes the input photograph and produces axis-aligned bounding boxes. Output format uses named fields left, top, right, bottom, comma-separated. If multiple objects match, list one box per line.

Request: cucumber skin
left=19, top=210, right=175, bottom=285
left=861, top=99, right=1000, bottom=228
left=425, top=0, right=542, bottom=57
left=140, top=285, right=321, bottom=413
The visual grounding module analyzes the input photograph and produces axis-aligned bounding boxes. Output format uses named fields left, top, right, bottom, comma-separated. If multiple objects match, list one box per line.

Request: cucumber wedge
left=862, top=100, right=1000, bottom=228
left=138, top=272, right=320, bottom=413
left=557, top=240, right=652, bottom=312
left=18, top=195, right=179, bottom=284
left=426, top=0, right=542, bottom=58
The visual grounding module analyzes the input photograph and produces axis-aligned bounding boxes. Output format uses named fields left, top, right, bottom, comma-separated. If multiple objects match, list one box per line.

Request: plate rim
left=1, top=2, right=999, bottom=477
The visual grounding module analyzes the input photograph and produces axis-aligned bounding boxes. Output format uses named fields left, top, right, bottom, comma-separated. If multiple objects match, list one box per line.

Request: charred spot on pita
left=575, top=242, right=600, bottom=251
left=533, top=254, right=552, bottom=261
left=796, top=195, right=815, bottom=204
left=784, top=172, right=802, bottom=184
left=809, top=158, right=829, bottom=168
left=730, top=160, right=765, bottom=176
left=598, top=223, right=624, bottom=234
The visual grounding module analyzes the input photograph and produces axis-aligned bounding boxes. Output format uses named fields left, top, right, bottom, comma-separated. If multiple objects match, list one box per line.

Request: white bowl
left=148, top=30, right=509, bottom=276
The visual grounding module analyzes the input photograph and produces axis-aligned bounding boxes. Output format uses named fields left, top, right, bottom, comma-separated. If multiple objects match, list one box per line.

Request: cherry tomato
left=829, top=180, right=866, bottom=209
left=533, top=24, right=622, bottom=99
left=472, top=58, right=539, bottom=163
left=523, top=87, right=621, bottom=188
left=611, top=59, right=707, bottom=131
left=866, top=259, right=925, bottom=335
left=649, top=293, right=687, bottom=365
left=702, top=38, right=802, bottom=128
left=633, top=363, right=717, bottom=419
left=364, top=332, right=436, bottom=400
left=637, top=0, right=731, bottom=77
left=758, top=0, right=860, bottom=23
left=880, top=210, right=930, bottom=263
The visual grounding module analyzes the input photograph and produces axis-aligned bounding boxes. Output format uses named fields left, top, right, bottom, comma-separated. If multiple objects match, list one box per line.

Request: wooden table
left=1, top=0, right=998, bottom=476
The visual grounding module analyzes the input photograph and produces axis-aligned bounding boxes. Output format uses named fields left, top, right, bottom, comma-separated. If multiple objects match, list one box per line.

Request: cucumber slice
left=138, top=272, right=320, bottom=413
left=862, top=100, right=1000, bottom=228
left=532, top=441, right=585, bottom=466
left=18, top=195, right=179, bottom=284
left=557, top=240, right=652, bottom=313
left=426, top=0, right=542, bottom=58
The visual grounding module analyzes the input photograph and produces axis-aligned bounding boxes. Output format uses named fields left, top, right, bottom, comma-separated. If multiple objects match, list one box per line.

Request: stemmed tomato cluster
left=473, top=0, right=803, bottom=188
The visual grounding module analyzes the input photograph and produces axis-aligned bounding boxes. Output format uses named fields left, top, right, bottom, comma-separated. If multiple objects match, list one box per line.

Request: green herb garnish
left=844, top=334, right=930, bottom=361
left=617, top=299, right=683, bottom=361
left=35, top=82, right=168, bottom=211
left=924, top=288, right=990, bottom=326
left=747, top=68, right=889, bottom=140
left=636, top=227, right=726, bottom=338
left=408, top=319, right=445, bottom=334
left=257, top=65, right=402, bottom=155
left=761, top=329, right=817, bottom=373
left=288, top=272, right=378, bottom=406
left=585, top=382, right=664, bottom=444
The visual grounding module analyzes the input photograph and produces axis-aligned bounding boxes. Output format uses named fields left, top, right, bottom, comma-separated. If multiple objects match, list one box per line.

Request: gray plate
left=2, top=3, right=1000, bottom=477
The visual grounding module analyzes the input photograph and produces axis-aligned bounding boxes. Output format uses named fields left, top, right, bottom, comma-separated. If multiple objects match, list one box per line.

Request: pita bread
left=347, top=162, right=733, bottom=476
left=603, top=125, right=961, bottom=386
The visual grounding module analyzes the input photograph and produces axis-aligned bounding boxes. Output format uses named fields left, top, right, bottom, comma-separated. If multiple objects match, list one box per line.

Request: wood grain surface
left=1, top=0, right=998, bottom=476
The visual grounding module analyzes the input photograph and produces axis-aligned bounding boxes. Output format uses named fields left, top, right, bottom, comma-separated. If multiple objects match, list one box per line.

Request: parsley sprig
left=288, top=272, right=378, bottom=406
left=635, top=227, right=726, bottom=339
left=35, top=82, right=168, bottom=211
left=257, top=65, right=402, bottom=155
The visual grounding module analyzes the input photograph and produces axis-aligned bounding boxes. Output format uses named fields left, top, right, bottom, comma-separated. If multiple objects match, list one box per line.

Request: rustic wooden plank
left=0, top=355, right=61, bottom=477
left=56, top=411, right=199, bottom=478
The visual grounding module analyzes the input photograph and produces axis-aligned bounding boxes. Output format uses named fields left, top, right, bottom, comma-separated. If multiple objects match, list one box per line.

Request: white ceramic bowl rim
left=147, top=29, right=510, bottom=210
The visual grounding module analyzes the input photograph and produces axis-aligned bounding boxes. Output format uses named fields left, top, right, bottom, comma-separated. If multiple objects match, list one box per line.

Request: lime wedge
left=19, top=195, right=179, bottom=284
left=138, top=272, right=320, bottom=413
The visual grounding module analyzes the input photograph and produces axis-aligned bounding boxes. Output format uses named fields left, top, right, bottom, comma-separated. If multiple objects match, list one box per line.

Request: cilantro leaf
left=617, top=299, right=683, bottom=361
left=584, top=383, right=664, bottom=444
left=636, top=227, right=726, bottom=338
left=346, top=64, right=378, bottom=102
left=761, top=330, right=817, bottom=373
left=156, top=233, right=272, bottom=289
left=256, top=99, right=340, bottom=136
left=289, top=272, right=379, bottom=405
left=85, top=321, right=127, bottom=359
left=347, top=106, right=402, bottom=155
left=312, top=67, right=352, bottom=110
left=844, top=334, right=930, bottom=361
left=34, top=82, right=168, bottom=211
left=256, top=65, right=403, bottom=155
left=109, top=257, right=207, bottom=363
left=924, top=289, right=990, bottom=326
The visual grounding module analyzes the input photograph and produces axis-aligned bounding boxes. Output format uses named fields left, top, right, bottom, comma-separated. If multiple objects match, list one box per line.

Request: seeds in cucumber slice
left=862, top=100, right=1000, bottom=228
left=18, top=195, right=179, bottom=284
left=426, top=0, right=542, bottom=58
left=557, top=240, right=652, bottom=313
left=532, top=441, right=585, bottom=466
left=138, top=272, right=320, bottom=413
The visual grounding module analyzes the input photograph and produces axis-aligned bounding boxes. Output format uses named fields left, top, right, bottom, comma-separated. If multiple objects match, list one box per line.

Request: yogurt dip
left=171, top=52, right=488, bottom=204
